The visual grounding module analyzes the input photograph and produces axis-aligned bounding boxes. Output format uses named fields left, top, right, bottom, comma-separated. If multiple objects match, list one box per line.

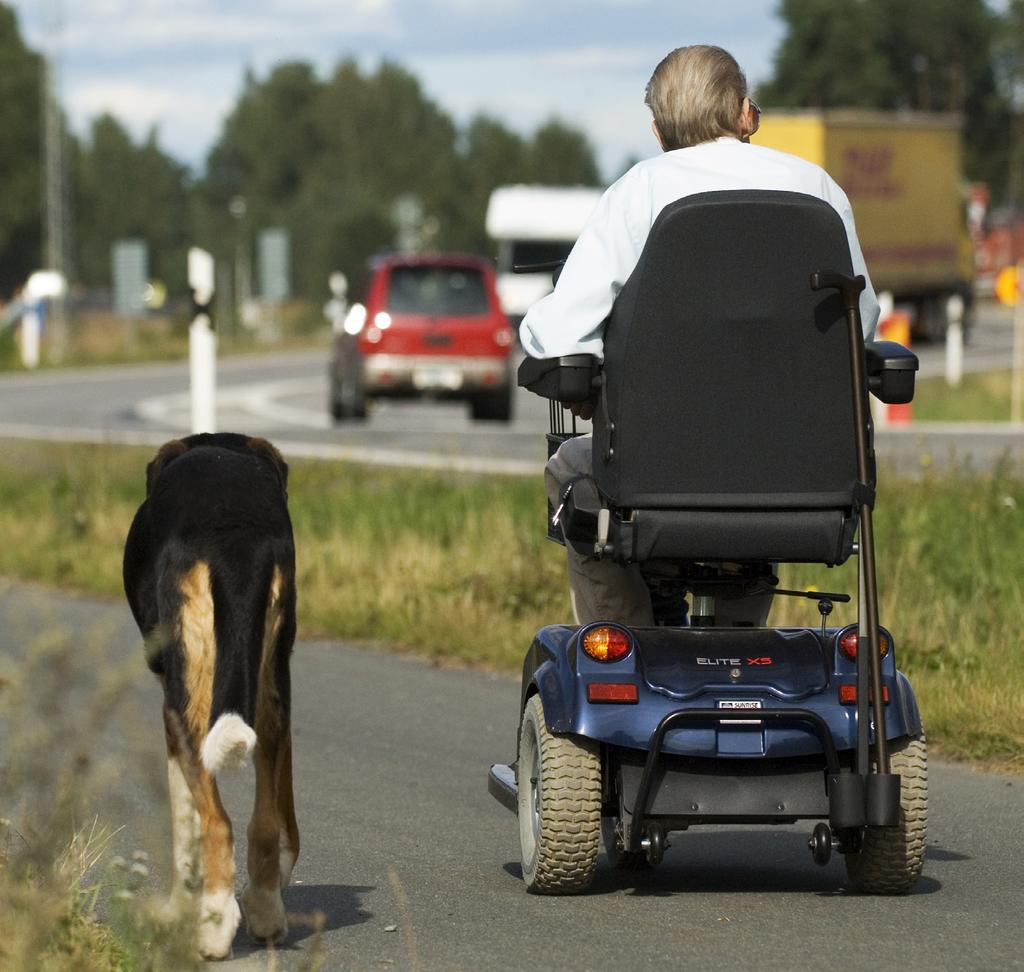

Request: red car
left=329, top=253, right=516, bottom=422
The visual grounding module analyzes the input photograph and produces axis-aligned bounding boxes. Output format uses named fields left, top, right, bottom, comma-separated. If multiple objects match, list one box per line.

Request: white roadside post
left=188, top=247, right=217, bottom=434
left=22, top=270, right=66, bottom=369
left=1012, top=261, right=1024, bottom=425
left=944, top=293, right=964, bottom=388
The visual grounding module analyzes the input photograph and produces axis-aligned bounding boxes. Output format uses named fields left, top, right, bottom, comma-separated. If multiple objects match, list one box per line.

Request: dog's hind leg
left=163, top=708, right=201, bottom=915
left=241, top=738, right=289, bottom=943
left=164, top=706, right=240, bottom=960
left=240, top=564, right=291, bottom=944
left=192, top=768, right=241, bottom=960
left=276, top=732, right=300, bottom=887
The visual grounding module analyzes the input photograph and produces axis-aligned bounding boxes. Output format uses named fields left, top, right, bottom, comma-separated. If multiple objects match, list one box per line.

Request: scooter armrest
left=517, top=354, right=600, bottom=402
left=865, top=340, right=918, bottom=405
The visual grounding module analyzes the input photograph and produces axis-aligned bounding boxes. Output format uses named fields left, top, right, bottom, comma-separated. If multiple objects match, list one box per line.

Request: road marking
left=0, top=422, right=542, bottom=475
left=386, top=866, right=422, bottom=972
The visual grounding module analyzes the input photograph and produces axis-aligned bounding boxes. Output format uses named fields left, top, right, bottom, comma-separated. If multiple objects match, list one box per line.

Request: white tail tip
left=201, top=713, right=256, bottom=773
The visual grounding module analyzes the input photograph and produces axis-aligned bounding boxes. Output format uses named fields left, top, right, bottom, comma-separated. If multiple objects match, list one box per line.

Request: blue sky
left=11, top=0, right=786, bottom=180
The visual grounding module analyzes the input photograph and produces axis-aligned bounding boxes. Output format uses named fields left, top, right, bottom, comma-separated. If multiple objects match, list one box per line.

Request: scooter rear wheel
left=845, top=734, right=928, bottom=894
left=517, top=695, right=601, bottom=894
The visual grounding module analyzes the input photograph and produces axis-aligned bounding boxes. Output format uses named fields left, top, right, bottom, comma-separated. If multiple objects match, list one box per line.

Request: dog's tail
left=201, top=712, right=256, bottom=774
left=168, top=557, right=279, bottom=775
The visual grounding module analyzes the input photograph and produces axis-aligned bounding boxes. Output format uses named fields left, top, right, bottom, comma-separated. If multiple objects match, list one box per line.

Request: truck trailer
left=753, top=110, right=973, bottom=338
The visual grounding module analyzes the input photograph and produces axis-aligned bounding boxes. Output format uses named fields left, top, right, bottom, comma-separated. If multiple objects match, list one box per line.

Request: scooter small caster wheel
left=809, top=822, right=833, bottom=866
left=644, top=823, right=666, bottom=866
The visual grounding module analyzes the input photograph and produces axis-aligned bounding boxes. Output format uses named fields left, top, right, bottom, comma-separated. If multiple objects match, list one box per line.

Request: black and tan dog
left=123, top=432, right=298, bottom=960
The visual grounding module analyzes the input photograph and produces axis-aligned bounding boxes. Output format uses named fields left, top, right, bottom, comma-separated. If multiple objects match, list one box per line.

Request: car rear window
left=386, top=266, right=489, bottom=316
left=510, top=240, right=576, bottom=268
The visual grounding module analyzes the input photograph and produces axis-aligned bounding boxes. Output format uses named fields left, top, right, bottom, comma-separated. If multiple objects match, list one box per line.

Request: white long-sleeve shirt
left=519, top=137, right=879, bottom=360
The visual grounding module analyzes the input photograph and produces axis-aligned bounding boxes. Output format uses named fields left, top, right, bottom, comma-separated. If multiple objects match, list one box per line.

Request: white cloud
left=535, top=45, right=659, bottom=73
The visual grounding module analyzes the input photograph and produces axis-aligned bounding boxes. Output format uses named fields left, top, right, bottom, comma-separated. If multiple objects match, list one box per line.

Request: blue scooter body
left=521, top=621, right=922, bottom=761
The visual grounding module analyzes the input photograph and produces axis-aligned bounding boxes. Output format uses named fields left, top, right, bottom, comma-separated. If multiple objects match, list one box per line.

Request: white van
left=485, top=184, right=603, bottom=326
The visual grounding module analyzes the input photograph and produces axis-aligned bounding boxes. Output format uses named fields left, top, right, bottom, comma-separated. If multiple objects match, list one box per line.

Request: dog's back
left=124, top=433, right=296, bottom=772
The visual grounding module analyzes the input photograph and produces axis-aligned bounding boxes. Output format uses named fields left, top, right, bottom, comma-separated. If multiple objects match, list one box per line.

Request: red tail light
left=838, top=630, right=891, bottom=661
left=839, top=684, right=890, bottom=704
left=581, top=625, right=632, bottom=662
left=587, top=683, right=638, bottom=704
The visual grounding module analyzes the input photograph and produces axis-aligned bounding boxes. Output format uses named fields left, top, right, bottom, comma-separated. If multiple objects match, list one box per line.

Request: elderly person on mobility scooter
left=491, top=43, right=926, bottom=897
left=521, top=44, right=880, bottom=628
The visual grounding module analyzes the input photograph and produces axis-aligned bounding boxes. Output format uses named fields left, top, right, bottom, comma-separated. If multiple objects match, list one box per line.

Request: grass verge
left=0, top=439, right=1020, bottom=772
left=913, top=369, right=1017, bottom=423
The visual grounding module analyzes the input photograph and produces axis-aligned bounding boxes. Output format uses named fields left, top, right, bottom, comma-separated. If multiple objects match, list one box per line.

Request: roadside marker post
left=996, top=264, right=1023, bottom=425
left=21, top=270, right=66, bottom=370
left=945, top=293, right=964, bottom=388
left=188, top=248, right=217, bottom=434
left=20, top=304, right=41, bottom=370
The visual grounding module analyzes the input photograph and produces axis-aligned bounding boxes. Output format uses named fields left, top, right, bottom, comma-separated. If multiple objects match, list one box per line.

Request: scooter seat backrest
left=592, top=190, right=865, bottom=565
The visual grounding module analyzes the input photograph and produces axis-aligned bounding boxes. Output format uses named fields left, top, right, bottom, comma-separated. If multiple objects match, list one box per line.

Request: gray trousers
left=545, top=435, right=773, bottom=627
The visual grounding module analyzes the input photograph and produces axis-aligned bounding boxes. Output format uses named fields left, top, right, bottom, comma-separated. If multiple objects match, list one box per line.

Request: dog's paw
left=198, top=887, right=241, bottom=960
left=241, top=883, right=288, bottom=944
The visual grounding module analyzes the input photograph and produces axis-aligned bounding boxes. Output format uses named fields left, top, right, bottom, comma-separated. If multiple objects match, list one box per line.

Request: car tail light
left=581, top=625, right=632, bottom=662
left=495, top=328, right=513, bottom=347
left=839, top=684, right=890, bottom=704
left=838, top=630, right=891, bottom=661
left=587, top=683, right=638, bottom=704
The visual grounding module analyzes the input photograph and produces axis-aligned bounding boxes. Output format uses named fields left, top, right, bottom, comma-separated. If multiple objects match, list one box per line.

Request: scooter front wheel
left=517, top=695, right=601, bottom=894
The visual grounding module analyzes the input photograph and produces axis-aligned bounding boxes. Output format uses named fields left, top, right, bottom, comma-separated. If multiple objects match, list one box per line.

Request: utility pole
left=41, top=0, right=69, bottom=360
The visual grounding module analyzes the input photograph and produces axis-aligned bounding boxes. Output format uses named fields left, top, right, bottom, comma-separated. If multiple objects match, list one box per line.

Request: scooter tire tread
left=519, top=695, right=601, bottom=894
left=845, top=734, right=928, bottom=895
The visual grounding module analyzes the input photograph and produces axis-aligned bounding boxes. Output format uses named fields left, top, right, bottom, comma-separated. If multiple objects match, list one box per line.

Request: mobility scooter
left=488, top=190, right=927, bottom=895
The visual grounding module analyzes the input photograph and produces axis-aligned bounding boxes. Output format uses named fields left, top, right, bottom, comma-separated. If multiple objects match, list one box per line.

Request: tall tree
left=526, top=120, right=601, bottom=186
left=199, top=59, right=600, bottom=299
left=73, top=114, right=192, bottom=292
left=757, top=0, right=896, bottom=109
left=0, top=3, right=43, bottom=297
left=994, top=0, right=1024, bottom=206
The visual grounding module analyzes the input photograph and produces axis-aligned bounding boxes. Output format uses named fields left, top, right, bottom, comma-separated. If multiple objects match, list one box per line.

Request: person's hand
left=569, top=401, right=594, bottom=421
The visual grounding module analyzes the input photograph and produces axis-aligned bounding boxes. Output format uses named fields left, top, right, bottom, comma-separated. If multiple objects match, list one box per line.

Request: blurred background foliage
left=0, top=0, right=1022, bottom=305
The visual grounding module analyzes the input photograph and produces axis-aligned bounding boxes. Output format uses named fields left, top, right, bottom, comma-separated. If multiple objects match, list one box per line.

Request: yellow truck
left=754, top=110, right=973, bottom=338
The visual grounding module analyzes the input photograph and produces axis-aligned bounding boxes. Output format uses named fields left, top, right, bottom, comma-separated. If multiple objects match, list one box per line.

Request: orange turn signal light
left=838, top=630, right=891, bottom=662
left=581, top=625, right=633, bottom=662
left=587, top=683, right=639, bottom=704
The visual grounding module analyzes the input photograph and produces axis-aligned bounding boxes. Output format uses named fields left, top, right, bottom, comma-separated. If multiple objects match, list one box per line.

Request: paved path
left=1, top=584, right=1021, bottom=971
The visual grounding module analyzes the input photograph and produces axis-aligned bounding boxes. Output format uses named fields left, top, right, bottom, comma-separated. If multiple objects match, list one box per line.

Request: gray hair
left=645, top=45, right=748, bottom=150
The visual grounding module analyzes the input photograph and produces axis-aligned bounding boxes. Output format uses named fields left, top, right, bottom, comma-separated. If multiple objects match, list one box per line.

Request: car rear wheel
left=517, top=695, right=601, bottom=894
left=470, top=387, right=512, bottom=422
left=844, top=734, right=928, bottom=894
left=330, top=380, right=367, bottom=422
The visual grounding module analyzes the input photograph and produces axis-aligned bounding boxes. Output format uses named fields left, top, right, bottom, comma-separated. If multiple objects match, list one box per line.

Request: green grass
left=0, top=301, right=328, bottom=372
left=0, top=440, right=1021, bottom=772
left=913, top=369, right=1017, bottom=423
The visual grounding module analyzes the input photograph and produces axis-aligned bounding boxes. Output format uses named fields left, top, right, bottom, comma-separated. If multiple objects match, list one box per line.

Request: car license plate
left=413, top=367, right=463, bottom=390
left=718, top=699, right=763, bottom=725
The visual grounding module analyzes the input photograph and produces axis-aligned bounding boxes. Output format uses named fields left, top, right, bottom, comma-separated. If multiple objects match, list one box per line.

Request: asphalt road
left=2, top=583, right=1021, bottom=972
left=0, top=302, right=1021, bottom=473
